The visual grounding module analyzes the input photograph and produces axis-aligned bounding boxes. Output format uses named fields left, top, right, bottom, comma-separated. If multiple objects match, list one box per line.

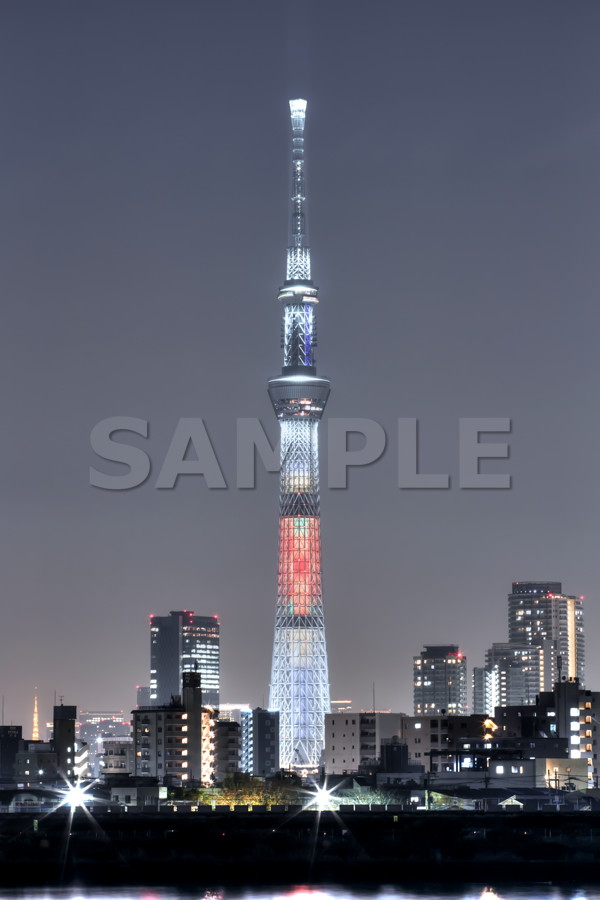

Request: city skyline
left=2, top=2, right=600, bottom=726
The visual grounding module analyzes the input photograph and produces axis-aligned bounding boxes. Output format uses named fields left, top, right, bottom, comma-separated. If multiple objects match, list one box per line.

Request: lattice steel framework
left=268, top=100, right=331, bottom=771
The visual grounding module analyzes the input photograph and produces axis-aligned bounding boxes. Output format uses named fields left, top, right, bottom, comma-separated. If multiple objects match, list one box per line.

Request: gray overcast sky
left=1, top=1, right=599, bottom=729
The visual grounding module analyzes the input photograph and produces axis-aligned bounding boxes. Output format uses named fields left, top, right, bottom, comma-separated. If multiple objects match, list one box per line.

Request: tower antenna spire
left=286, top=99, right=311, bottom=283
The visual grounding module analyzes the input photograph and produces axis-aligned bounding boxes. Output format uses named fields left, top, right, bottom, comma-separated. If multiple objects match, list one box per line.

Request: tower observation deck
left=268, top=100, right=331, bottom=771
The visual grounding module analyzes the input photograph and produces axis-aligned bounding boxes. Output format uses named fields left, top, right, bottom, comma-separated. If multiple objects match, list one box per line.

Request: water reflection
left=0, top=888, right=596, bottom=900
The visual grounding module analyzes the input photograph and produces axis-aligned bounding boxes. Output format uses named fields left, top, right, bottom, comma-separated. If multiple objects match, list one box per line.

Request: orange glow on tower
left=32, top=689, right=39, bottom=741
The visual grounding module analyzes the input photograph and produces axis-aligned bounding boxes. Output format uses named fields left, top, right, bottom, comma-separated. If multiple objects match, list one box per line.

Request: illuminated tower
left=32, top=689, right=39, bottom=741
left=268, top=100, right=331, bottom=771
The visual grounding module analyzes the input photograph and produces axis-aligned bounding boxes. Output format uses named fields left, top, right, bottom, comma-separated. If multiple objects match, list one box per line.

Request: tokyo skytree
left=268, top=100, right=331, bottom=771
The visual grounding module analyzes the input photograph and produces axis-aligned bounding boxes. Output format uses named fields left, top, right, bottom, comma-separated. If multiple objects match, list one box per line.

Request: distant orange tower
left=32, top=688, right=39, bottom=741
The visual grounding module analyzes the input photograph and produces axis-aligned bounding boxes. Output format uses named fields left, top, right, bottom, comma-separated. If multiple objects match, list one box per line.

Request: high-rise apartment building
left=134, top=672, right=215, bottom=785
left=268, top=100, right=331, bottom=771
left=472, top=643, right=542, bottom=715
left=508, top=582, right=584, bottom=690
left=413, top=645, right=467, bottom=715
left=150, top=610, right=220, bottom=708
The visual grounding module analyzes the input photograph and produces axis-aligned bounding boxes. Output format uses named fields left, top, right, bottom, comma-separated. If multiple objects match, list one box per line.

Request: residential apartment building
left=324, top=711, right=404, bottom=775
left=133, top=672, right=215, bottom=786
left=413, top=645, right=467, bottom=715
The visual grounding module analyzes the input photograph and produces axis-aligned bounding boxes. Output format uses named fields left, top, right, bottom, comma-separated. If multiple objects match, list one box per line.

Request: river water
left=0, top=888, right=595, bottom=900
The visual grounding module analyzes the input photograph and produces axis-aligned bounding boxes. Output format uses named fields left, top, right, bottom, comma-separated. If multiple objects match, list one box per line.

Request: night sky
left=2, top=1, right=599, bottom=730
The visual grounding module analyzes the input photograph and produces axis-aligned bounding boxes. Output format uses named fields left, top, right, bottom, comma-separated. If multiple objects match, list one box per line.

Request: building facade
left=101, top=737, right=134, bottom=777
left=400, top=715, right=451, bottom=770
left=324, top=712, right=405, bottom=775
left=413, top=645, right=467, bottom=715
left=78, top=710, right=131, bottom=778
left=472, top=643, right=542, bottom=715
left=136, top=687, right=151, bottom=708
left=134, top=672, right=215, bottom=786
left=535, top=679, right=599, bottom=787
left=508, top=582, right=584, bottom=690
left=240, top=708, right=280, bottom=777
left=268, top=100, right=331, bottom=771
left=401, top=712, right=569, bottom=775
left=214, top=720, right=242, bottom=782
left=0, top=726, right=22, bottom=783
left=53, top=704, right=77, bottom=780
left=14, top=742, right=58, bottom=786
left=150, top=610, right=220, bottom=708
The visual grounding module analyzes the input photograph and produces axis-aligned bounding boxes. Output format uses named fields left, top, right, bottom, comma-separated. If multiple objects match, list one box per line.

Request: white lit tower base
left=268, top=100, right=331, bottom=772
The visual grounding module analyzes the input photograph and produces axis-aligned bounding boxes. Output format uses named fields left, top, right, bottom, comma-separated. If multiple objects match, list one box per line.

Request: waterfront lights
left=303, top=783, right=338, bottom=811
left=65, top=783, right=88, bottom=809
left=55, top=776, right=97, bottom=811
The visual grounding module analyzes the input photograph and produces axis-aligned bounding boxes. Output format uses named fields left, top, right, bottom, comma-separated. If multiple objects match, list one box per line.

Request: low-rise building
left=106, top=775, right=166, bottom=808
left=101, top=736, right=134, bottom=776
left=240, top=708, right=279, bottom=777
left=325, top=711, right=405, bottom=775
left=495, top=678, right=600, bottom=787
left=215, top=720, right=241, bottom=781
left=14, top=742, right=58, bottom=786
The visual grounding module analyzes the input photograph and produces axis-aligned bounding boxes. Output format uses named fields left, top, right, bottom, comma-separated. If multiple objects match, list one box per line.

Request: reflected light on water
left=0, top=887, right=599, bottom=900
